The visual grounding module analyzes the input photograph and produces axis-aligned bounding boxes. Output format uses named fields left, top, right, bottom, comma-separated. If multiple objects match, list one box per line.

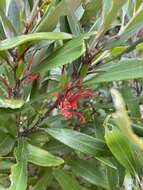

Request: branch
left=23, top=0, right=40, bottom=34
left=20, top=100, right=58, bottom=136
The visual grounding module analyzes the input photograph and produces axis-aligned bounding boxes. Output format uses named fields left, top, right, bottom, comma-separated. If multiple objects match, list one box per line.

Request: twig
left=20, top=100, right=58, bottom=136
left=13, top=77, right=21, bottom=99
left=23, top=0, right=40, bottom=34
left=23, top=0, right=52, bottom=34
left=24, top=50, right=36, bottom=73
left=35, top=100, right=58, bottom=127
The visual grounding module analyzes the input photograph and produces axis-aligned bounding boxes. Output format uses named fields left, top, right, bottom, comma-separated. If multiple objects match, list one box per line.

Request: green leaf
left=104, top=124, right=136, bottom=176
left=0, top=184, right=5, bottom=190
left=0, top=0, right=6, bottom=11
left=8, top=0, right=21, bottom=32
left=135, top=0, right=143, bottom=10
left=0, top=99, right=24, bottom=109
left=54, top=170, right=84, bottom=190
left=70, top=159, right=109, bottom=189
left=95, top=156, right=117, bottom=169
left=85, top=59, right=143, bottom=84
left=28, top=131, right=49, bottom=144
left=9, top=138, right=28, bottom=190
left=67, top=12, right=82, bottom=36
left=27, top=143, right=64, bottom=167
left=137, top=42, right=143, bottom=49
left=94, top=0, right=126, bottom=42
left=106, top=166, right=119, bottom=190
left=82, top=0, right=102, bottom=22
left=102, top=0, right=126, bottom=32
left=0, top=8, right=17, bottom=36
left=35, top=0, right=81, bottom=32
left=111, top=89, right=143, bottom=152
left=0, top=130, right=15, bottom=156
left=16, top=59, right=25, bottom=79
left=132, top=123, right=143, bottom=137
left=32, top=169, right=52, bottom=190
left=33, top=37, right=85, bottom=73
left=106, top=3, right=143, bottom=48
left=0, top=160, right=13, bottom=170
left=121, top=86, right=140, bottom=118
left=45, top=128, right=110, bottom=157
left=0, top=32, right=72, bottom=51
left=0, top=51, right=8, bottom=61
left=0, top=22, right=6, bottom=40
left=119, top=3, right=143, bottom=42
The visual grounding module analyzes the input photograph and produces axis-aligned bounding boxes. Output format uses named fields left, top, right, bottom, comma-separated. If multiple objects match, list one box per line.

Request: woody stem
left=20, top=100, right=58, bottom=136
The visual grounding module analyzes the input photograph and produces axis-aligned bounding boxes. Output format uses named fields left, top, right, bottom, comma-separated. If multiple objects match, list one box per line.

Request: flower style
left=57, top=80, right=94, bottom=125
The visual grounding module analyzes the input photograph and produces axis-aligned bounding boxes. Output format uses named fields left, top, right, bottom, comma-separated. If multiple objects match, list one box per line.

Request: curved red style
left=57, top=80, right=93, bottom=125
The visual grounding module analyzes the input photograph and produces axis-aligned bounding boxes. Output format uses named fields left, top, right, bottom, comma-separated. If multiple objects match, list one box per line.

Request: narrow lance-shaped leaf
left=121, top=86, right=140, bottom=118
left=0, top=130, right=15, bottom=156
left=45, top=128, right=110, bottom=157
left=0, top=21, right=6, bottom=40
left=27, top=143, right=64, bottom=167
left=53, top=170, right=84, bottom=190
left=0, top=8, right=17, bottom=36
left=35, top=0, right=81, bottom=32
left=119, top=3, right=143, bottom=42
left=85, top=59, right=143, bottom=85
left=0, top=32, right=72, bottom=51
left=102, top=0, right=126, bottom=32
left=106, top=3, right=143, bottom=48
left=111, top=88, right=143, bottom=152
left=82, top=0, right=102, bottom=22
left=32, top=169, right=52, bottom=190
left=93, top=0, right=126, bottom=45
left=70, top=159, right=109, bottom=189
left=9, top=138, right=28, bottom=190
left=8, top=0, right=21, bottom=32
left=106, top=165, right=119, bottom=190
left=33, top=37, right=85, bottom=73
left=104, top=124, right=137, bottom=176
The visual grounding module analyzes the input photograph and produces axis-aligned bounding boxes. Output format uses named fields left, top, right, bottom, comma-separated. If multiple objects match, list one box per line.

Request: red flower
left=24, top=73, right=40, bottom=84
left=57, top=80, right=93, bottom=125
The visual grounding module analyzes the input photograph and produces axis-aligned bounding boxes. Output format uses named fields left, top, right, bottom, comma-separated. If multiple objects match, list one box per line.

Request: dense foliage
left=1, top=0, right=143, bottom=189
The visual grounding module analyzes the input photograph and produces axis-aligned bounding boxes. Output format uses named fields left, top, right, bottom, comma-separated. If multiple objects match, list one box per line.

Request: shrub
left=0, top=0, right=143, bottom=189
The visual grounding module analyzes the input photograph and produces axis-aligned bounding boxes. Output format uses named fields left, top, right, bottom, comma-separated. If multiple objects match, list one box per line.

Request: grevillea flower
left=57, top=80, right=94, bottom=125
left=23, top=73, right=40, bottom=84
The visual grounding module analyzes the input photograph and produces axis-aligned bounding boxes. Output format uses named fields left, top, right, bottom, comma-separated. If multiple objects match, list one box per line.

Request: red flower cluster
left=24, top=73, right=40, bottom=84
left=57, top=80, right=93, bottom=125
